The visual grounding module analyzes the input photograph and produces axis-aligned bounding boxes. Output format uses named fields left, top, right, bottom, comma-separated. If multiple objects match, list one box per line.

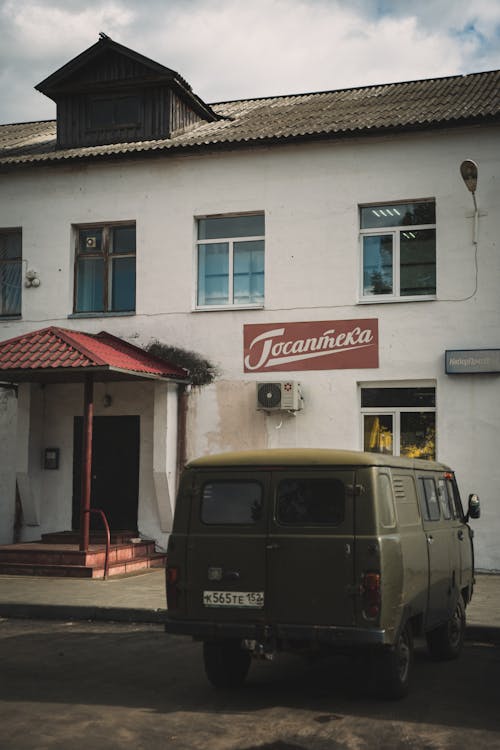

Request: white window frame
left=359, top=382, right=436, bottom=458
left=194, top=212, right=265, bottom=311
left=358, top=200, right=436, bottom=303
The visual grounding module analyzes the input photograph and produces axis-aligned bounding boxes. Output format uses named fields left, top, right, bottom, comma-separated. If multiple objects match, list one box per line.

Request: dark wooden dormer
left=35, top=35, right=219, bottom=149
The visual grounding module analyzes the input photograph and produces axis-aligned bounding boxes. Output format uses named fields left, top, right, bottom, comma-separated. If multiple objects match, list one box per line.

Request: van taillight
left=362, top=572, right=381, bottom=619
left=166, top=566, right=180, bottom=609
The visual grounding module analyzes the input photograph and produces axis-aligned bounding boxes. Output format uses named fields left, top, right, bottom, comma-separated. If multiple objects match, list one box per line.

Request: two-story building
left=0, top=36, right=499, bottom=570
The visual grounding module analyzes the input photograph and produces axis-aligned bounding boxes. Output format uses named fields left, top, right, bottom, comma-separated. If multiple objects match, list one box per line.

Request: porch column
left=79, top=375, right=94, bottom=552
left=15, top=383, right=43, bottom=528
left=153, top=381, right=178, bottom=532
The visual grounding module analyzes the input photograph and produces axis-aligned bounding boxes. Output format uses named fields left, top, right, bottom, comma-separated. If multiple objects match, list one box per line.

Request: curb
left=465, top=624, right=500, bottom=644
left=0, top=603, right=167, bottom=624
left=1, top=604, right=499, bottom=643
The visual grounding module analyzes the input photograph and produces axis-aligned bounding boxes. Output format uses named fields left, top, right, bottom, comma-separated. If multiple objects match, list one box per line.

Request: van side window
left=378, top=473, right=396, bottom=528
left=446, top=478, right=465, bottom=521
left=437, top=478, right=453, bottom=520
left=419, top=477, right=441, bottom=521
left=277, top=478, right=345, bottom=525
left=200, top=482, right=263, bottom=525
left=392, top=474, right=421, bottom=526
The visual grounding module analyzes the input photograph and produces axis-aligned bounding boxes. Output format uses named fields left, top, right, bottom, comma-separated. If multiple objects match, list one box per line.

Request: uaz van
left=165, top=449, right=480, bottom=698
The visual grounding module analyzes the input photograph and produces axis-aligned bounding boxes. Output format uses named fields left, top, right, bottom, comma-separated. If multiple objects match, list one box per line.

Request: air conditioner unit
left=256, top=381, right=303, bottom=412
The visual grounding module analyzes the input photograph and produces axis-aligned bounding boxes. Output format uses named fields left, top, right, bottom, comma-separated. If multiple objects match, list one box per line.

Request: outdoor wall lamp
left=24, top=269, right=41, bottom=288
left=460, top=159, right=479, bottom=245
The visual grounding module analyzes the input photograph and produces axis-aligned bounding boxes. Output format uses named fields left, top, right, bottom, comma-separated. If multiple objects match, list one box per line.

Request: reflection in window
left=364, top=414, right=393, bottom=454
left=362, top=386, right=436, bottom=459
left=419, top=477, right=440, bottom=520
left=277, top=478, right=345, bottom=525
left=360, top=200, right=436, bottom=300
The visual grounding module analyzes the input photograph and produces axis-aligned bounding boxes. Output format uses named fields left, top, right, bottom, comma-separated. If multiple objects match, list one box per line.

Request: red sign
left=244, top=319, right=379, bottom=373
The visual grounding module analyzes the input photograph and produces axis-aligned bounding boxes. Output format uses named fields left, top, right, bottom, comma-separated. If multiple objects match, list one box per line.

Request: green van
left=165, top=449, right=480, bottom=698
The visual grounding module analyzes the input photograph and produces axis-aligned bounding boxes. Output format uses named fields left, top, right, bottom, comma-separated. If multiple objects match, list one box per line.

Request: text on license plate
left=203, top=590, right=264, bottom=608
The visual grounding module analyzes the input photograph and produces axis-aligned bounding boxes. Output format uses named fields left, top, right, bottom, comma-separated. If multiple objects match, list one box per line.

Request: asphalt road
left=0, top=618, right=499, bottom=750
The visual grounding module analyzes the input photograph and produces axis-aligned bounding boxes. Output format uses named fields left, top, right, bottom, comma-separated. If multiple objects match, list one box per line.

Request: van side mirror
left=466, top=493, right=480, bottom=521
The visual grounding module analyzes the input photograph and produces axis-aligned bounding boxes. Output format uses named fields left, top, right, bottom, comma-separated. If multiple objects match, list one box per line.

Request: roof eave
left=0, top=115, right=496, bottom=172
left=0, top=364, right=189, bottom=384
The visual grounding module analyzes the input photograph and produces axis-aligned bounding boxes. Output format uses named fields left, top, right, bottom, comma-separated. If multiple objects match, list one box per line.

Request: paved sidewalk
left=0, top=569, right=498, bottom=642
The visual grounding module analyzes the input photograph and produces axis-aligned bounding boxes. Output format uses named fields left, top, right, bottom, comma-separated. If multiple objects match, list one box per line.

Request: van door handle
left=266, top=543, right=280, bottom=550
left=457, top=529, right=464, bottom=540
left=427, top=535, right=434, bottom=544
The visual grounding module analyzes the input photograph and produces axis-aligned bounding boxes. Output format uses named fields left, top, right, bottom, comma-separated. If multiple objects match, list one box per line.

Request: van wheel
left=376, top=623, right=413, bottom=700
left=203, top=640, right=251, bottom=689
left=426, top=597, right=465, bottom=660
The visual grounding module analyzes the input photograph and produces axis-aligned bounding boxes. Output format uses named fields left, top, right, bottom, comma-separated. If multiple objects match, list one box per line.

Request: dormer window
left=88, top=95, right=141, bottom=130
left=35, top=35, right=219, bottom=149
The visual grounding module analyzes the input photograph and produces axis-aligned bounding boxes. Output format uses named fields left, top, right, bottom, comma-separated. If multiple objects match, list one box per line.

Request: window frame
left=0, top=227, right=22, bottom=319
left=194, top=212, right=265, bottom=311
left=87, top=94, right=143, bottom=132
left=199, top=480, right=264, bottom=526
left=358, top=199, right=437, bottom=303
left=360, top=383, right=436, bottom=459
left=73, top=221, right=136, bottom=316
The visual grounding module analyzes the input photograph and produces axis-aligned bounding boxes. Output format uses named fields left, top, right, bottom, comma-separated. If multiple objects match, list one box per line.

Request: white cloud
left=1, top=0, right=500, bottom=123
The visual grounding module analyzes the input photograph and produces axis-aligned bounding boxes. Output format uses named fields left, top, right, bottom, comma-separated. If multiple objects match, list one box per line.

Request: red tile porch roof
left=0, top=326, right=188, bottom=382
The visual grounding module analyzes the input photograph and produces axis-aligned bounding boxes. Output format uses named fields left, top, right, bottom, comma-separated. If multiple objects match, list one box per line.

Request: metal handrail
left=84, top=508, right=111, bottom=579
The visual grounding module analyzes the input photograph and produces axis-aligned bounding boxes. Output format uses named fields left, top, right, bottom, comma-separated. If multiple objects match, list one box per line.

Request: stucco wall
left=0, top=125, right=499, bottom=567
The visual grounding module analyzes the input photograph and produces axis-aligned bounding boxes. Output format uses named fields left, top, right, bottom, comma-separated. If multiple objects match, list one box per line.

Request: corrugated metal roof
left=1, top=69, right=499, bottom=167
left=0, top=326, right=188, bottom=381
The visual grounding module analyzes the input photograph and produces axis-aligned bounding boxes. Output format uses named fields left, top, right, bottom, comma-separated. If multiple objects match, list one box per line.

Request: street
left=0, top=618, right=499, bottom=750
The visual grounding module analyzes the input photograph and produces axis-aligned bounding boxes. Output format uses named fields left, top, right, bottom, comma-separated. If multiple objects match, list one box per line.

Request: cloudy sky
left=1, top=0, right=500, bottom=125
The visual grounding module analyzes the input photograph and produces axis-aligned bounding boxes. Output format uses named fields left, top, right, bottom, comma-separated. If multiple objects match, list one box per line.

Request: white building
left=0, top=37, right=499, bottom=570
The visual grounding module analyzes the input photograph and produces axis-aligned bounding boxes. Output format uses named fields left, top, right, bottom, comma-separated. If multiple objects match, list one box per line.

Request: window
left=74, top=223, right=136, bottom=314
left=196, top=214, right=264, bottom=308
left=362, top=386, right=436, bottom=459
left=0, top=229, right=22, bottom=317
left=276, top=477, right=345, bottom=525
left=200, top=482, right=263, bottom=524
left=437, top=478, right=454, bottom=520
left=360, top=200, right=436, bottom=301
left=88, top=95, right=141, bottom=130
left=419, top=477, right=441, bottom=521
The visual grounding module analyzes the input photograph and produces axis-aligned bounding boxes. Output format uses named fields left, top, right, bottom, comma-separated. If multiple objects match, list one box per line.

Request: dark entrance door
left=72, top=416, right=140, bottom=531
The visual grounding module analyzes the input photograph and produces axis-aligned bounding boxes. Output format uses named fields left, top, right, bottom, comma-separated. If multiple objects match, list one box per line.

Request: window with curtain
left=196, top=214, right=264, bottom=308
left=0, top=229, right=22, bottom=318
left=74, top=223, right=136, bottom=314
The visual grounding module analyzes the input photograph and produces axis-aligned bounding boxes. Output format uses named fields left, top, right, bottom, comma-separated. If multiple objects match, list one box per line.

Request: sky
left=1, top=0, right=500, bottom=125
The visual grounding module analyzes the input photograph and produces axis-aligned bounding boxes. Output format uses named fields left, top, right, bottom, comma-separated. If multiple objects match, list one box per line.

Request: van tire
left=376, top=623, right=413, bottom=699
left=203, top=640, right=251, bottom=689
left=426, top=596, right=465, bottom=660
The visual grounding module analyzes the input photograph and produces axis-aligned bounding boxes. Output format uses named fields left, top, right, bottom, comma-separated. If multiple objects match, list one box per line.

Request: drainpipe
left=176, top=384, right=189, bottom=487
left=79, top=375, right=94, bottom=552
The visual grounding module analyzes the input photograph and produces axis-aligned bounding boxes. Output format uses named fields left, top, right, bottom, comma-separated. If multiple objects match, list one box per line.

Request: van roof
left=186, top=448, right=451, bottom=471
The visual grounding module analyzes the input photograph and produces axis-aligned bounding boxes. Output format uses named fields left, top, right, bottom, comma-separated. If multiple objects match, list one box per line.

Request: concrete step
left=0, top=541, right=157, bottom=567
left=0, top=552, right=167, bottom=579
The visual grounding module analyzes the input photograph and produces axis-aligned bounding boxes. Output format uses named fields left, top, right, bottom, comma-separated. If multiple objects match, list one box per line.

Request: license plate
left=203, top=590, right=264, bottom=608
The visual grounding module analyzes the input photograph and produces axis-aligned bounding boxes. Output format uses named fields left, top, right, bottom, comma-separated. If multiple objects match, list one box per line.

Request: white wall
left=0, top=124, right=498, bottom=567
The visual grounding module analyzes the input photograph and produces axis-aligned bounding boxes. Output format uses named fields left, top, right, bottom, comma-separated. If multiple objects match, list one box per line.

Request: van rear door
left=186, top=471, right=269, bottom=622
left=266, top=470, right=356, bottom=627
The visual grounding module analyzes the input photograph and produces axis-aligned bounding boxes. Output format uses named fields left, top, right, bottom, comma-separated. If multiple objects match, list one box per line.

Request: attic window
left=88, top=95, right=141, bottom=129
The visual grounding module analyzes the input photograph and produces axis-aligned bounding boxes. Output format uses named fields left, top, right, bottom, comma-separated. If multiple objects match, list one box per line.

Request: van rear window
left=277, top=478, right=345, bottom=525
left=200, top=482, right=263, bottom=525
